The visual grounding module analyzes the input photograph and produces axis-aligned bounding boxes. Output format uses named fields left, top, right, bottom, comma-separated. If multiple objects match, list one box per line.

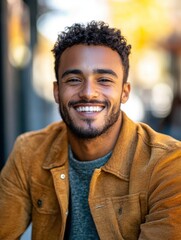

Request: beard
left=58, top=100, right=121, bottom=139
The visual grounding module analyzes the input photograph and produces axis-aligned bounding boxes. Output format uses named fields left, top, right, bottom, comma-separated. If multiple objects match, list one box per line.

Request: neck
left=67, top=114, right=123, bottom=161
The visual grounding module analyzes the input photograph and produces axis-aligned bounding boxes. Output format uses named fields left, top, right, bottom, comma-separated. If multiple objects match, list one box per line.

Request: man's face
left=54, top=44, right=130, bottom=139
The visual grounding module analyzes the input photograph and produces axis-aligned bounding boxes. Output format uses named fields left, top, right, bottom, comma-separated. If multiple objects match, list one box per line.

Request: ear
left=53, top=81, right=59, bottom=104
left=121, top=82, right=131, bottom=104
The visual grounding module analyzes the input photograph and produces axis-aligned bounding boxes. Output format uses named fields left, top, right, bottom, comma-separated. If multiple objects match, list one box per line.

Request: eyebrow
left=93, top=69, right=118, bottom=78
left=61, top=68, right=118, bottom=79
left=61, top=69, right=82, bottom=79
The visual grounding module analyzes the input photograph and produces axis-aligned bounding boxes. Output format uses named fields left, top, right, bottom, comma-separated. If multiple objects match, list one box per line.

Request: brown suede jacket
left=0, top=112, right=181, bottom=240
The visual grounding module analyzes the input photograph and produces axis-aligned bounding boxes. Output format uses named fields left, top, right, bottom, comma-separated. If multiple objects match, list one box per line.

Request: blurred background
left=0, top=0, right=181, bottom=168
left=0, top=0, right=181, bottom=238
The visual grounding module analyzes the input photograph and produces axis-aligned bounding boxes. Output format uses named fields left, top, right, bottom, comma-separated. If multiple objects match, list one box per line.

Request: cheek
left=58, top=89, right=75, bottom=106
left=60, top=84, right=78, bottom=97
left=58, top=93, right=66, bottom=105
left=104, top=89, right=122, bottom=104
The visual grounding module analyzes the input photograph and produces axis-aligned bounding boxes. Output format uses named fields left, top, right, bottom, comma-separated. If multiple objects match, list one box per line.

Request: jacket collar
left=42, top=123, right=69, bottom=169
left=42, top=112, right=138, bottom=181
left=102, top=112, right=138, bottom=181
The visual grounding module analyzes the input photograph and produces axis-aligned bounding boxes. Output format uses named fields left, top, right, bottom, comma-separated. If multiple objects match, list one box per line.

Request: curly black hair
left=52, top=21, right=131, bottom=83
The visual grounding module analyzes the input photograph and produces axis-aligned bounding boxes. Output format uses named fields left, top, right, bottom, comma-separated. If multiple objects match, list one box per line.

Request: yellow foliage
left=108, top=0, right=172, bottom=50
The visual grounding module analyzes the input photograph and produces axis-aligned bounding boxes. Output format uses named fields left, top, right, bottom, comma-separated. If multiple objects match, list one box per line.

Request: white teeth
left=76, top=106, right=103, bottom=112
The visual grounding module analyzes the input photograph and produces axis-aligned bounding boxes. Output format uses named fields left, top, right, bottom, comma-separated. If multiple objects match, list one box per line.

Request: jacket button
left=118, top=208, right=122, bottom=215
left=60, top=174, right=65, bottom=179
left=37, top=199, right=43, bottom=208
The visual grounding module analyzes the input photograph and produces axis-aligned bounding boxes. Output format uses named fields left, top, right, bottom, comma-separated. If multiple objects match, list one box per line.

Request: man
left=0, top=21, right=181, bottom=240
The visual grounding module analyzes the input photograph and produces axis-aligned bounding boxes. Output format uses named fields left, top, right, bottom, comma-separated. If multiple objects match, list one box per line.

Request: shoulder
left=137, top=121, right=180, bottom=153
left=10, top=121, right=67, bottom=159
left=121, top=112, right=181, bottom=168
left=122, top=112, right=180, bottom=153
left=134, top=121, right=181, bottom=178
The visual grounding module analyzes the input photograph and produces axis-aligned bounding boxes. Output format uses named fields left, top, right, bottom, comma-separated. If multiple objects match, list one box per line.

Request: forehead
left=58, top=44, right=123, bottom=74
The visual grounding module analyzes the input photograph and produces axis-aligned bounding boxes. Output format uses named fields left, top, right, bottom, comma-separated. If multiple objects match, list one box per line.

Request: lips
left=69, top=100, right=107, bottom=114
left=76, top=106, right=104, bottom=112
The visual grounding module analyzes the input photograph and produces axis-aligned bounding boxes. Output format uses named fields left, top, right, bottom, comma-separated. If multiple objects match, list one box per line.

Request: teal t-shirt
left=65, top=147, right=112, bottom=239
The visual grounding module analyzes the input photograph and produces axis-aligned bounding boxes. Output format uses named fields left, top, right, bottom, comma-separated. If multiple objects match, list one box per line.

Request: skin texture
left=53, top=44, right=130, bottom=161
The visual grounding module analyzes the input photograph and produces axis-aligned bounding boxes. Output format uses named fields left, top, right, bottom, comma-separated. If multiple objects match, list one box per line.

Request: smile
left=75, top=106, right=104, bottom=112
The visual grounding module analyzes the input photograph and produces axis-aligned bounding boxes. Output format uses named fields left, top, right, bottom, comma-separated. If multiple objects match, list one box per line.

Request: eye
left=98, top=78, right=113, bottom=85
left=66, top=78, right=82, bottom=85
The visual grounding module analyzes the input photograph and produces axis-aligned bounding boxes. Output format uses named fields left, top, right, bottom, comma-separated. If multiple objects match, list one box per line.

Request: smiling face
left=54, top=44, right=130, bottom=139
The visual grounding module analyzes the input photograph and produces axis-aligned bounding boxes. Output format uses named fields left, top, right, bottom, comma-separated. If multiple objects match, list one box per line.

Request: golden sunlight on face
left=54, top=44, right=130, bottom=138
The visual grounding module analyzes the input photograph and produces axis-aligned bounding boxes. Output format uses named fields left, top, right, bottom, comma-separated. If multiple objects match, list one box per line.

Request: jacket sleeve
left=139, top=146, right=181, bottom=239
left=0, top=136, right=31, bottom=239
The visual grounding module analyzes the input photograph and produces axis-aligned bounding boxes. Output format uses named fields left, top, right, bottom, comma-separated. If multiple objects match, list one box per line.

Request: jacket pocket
left=30, top=179, right=61, bottom=240
left=112, top=192, right=147, bottom=239
left=31, top=178, right=60, bottom=215
left=90, top=192, right=147, bottom=240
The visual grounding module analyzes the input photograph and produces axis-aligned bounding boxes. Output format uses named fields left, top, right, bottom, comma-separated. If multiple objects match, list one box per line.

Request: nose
left=79, top=80, right=99, bottom=100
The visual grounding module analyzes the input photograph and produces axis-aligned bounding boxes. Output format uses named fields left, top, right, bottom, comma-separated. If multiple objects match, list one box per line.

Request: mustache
left=68, top=100, right=108, bottom=107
